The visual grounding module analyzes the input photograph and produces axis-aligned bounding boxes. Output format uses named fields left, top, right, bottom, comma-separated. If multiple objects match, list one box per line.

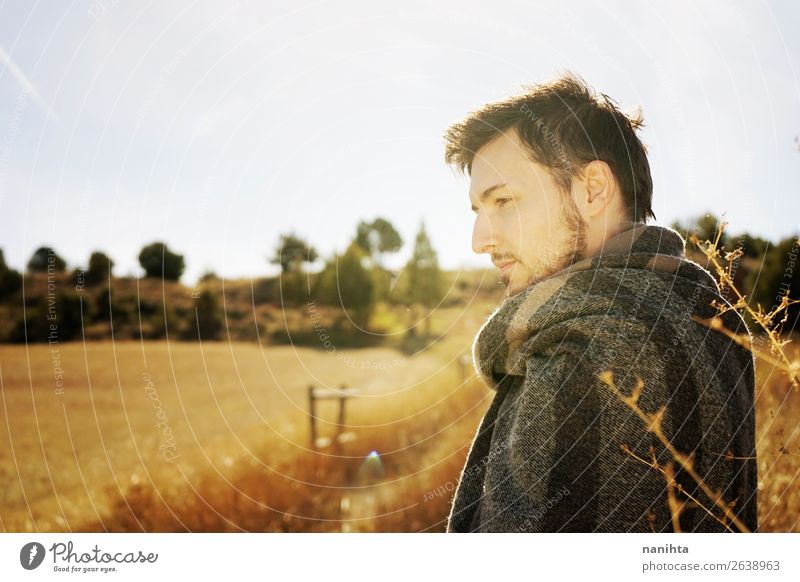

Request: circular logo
left=20, top=542, right=46, bottom=570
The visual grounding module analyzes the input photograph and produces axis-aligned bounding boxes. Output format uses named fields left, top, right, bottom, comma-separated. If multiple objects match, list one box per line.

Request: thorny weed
left=691, top=221, right=799, bottom=390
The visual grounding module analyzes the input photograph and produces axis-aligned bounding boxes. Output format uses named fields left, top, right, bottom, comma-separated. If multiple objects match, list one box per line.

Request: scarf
left=448, top=221, right=759, bottom=532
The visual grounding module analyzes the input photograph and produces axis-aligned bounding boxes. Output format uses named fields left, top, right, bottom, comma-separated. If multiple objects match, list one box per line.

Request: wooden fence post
left=308, top=384, right=317, bottom=449
left=308, top=384, right=359, bottom=450
left=337, top=383, right=347, bottom=433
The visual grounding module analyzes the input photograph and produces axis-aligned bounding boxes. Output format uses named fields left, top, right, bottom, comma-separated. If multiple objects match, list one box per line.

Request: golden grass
left=0, top=301, right=497, bottom=532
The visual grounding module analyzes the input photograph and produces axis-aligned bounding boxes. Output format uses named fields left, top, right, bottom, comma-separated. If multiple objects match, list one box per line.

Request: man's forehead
left=469, top=147, right=528, bottom=202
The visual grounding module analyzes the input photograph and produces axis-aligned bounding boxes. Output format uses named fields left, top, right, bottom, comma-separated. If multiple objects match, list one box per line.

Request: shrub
left=138, top=242, right=185, bottom=281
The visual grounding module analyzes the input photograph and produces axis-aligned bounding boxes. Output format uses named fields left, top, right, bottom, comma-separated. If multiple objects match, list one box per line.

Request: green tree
left=315, top=242, right=375, bottom=327
left=402, top=221, right=444, bottom=336
left=354, top=217, right=403, bottom=268
left=270, top=233, right=318, bottom=274
left=0, top=249, right=23, bottom=297
left=192, top=289, right=224, bottom=340
left=27, top=246, right=67, bottom=273
left=86, top=251, right=114, bottom=285
left=138, top=242, right=185, bottom=281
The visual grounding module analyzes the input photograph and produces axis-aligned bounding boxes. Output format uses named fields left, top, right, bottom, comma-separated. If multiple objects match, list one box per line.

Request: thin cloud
left=0, top=45, right=60, bottom=124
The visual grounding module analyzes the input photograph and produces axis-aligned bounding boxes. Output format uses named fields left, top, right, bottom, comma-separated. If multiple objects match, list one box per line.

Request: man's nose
left=472, top=212, right=498, bottom=255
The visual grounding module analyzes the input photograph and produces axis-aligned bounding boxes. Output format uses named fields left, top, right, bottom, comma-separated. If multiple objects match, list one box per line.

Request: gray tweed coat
left=446, top=222, right=758, bottom=532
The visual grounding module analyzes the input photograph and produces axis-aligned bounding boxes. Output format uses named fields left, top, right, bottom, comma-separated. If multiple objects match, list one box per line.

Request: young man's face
left=469, top=128, right=588, bottom=297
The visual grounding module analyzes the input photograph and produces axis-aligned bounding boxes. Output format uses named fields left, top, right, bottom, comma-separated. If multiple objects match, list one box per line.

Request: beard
left=557, top=189, right=589, bottom=268
left=510, top=193, right=589, bottom=294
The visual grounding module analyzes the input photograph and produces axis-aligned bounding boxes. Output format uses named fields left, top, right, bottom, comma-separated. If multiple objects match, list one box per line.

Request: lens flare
left=359, top=449, right=384, bottom=480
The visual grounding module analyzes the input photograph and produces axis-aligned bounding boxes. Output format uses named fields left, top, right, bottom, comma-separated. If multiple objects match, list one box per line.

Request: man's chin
left=504, top=267, right=554, bottom=296
left=503, top=275, right=530, bottom=297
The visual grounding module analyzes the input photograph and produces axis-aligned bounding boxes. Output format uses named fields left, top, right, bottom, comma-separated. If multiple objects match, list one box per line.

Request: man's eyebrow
left=470, top=183, right=508, bottom=212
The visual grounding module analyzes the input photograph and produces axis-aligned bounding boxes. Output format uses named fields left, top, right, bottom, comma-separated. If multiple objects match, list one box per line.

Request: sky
left=1, top=0, right=798, bottom=284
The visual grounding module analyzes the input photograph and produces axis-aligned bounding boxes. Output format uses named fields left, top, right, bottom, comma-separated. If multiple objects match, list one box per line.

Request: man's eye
left=496, top=198, right=511, bottom=207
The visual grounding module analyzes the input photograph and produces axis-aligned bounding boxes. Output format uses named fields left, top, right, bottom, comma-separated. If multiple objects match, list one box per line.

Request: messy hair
left=444, top=71, right=656, bottom=222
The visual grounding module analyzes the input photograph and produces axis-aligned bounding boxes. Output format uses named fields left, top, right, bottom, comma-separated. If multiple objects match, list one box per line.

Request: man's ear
left=576, top=160, right=616, bottom=218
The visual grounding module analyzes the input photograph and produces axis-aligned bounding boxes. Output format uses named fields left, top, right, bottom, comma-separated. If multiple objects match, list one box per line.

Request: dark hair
left=444, top=71, right=656, bottom=222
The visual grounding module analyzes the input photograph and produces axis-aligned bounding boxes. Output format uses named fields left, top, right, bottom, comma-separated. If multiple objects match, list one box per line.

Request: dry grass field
left=1, top=297, right=798, bottom=532
left=0, top=301, right=497, bottom=532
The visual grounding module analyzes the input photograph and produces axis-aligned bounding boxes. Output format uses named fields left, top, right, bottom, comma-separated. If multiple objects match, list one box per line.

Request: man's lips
left=496, top=260, right=516, bottom=272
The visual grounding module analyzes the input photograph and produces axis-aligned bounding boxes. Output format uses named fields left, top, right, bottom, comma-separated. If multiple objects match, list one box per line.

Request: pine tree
left=403, top=221, right=444, bottom=337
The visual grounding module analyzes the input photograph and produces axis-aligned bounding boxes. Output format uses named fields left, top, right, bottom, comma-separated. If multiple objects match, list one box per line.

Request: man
left=443, top=72, right=758, bottom=532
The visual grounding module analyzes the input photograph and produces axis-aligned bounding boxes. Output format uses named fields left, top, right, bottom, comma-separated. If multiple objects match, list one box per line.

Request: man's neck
left=585, top=216, right=637, bottom=258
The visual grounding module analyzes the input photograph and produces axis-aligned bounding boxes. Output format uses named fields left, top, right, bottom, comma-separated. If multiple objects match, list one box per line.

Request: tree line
left=1, top=212, right=796, bottom=344
left=0, top=217, right=446, bottom=343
